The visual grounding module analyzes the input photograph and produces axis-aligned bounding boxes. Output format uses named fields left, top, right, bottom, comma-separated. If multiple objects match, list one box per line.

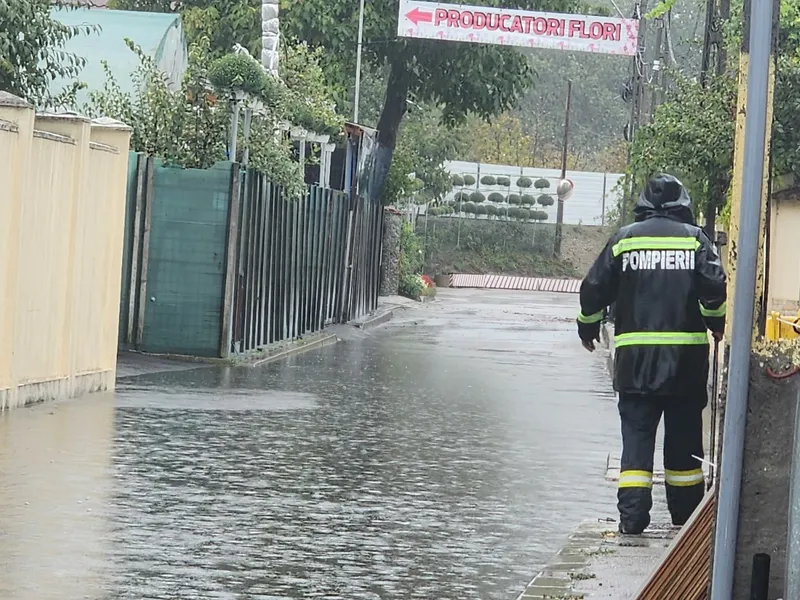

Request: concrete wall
left=768, top=197, right=800, bottom=313
left=0, top=93, right=131, bottom=409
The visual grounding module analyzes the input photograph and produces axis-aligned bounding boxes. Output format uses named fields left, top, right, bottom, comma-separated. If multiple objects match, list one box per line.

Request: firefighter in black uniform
left=577, top=174, right=726, bottom=535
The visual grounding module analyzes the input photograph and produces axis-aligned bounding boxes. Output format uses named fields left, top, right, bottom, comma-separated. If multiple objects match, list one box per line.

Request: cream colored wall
left=768, top=198, right=800, bottom=313
left=0, top=94, right=131, bottom=409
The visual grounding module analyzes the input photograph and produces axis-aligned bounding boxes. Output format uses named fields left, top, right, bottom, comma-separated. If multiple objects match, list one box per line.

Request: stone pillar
left=380, top=210, right=402, bottom=296
left=261, top=0, right=280, bottom=75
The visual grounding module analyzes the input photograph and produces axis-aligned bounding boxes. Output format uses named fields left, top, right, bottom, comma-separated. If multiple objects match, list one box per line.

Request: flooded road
left=0, top=290, right=620, bottom=600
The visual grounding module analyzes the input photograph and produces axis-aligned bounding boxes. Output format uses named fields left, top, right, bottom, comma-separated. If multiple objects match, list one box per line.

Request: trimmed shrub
left=518, top=208, right=531, bottom=221
left=485, top=204, right=498, bottom=216
left=517, top=176, right=533, bottom=188
left=464, top=202, right=477, bottom=214
left=455, top=191, right=471, bottom=203
left=480, top=175, right=497, bottom=185
left=496, top=206, right=508, bottom=218
left=488, top=192, right=505, bottom=203
left=463, top=174, right=476, bottom=186
left=475, top=204, right=488, bottom=215
left=537, top=194, right=555, bottom=207
left=521, top=193, right=536, bottom=205
left=496, top=175, right=511, bottom=187
left=534, top=178, right=551, bottom=189
left=469, top=191, right=486, bottom=203
left=533, top=210, right=549, bottom=221
left=508, top=193, right=522, bottom=205
left=451, top=174, right=465, bottom=187
left=508, top=207, right=521, bottom=219
left=446, top=199, right=456, bottom=207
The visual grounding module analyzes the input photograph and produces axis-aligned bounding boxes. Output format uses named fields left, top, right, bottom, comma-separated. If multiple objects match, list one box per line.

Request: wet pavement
left=0, top=289, right=621, bottom=600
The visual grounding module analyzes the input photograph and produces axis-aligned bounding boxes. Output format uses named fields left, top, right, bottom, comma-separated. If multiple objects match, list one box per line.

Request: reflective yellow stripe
left=619, top=470, right=653, bottom=489
left=699, top=301, right=727, bottom=318
left=615, top=331, right=709, bottom=347
left=665, top=468, right=705, bottom=487
left=578, top=310, right=604, bottom=324
left=612, top=236, right=700, bottom=257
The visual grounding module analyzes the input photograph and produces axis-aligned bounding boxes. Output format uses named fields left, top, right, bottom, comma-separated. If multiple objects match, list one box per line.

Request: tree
left=281, top=0, right=583, bottom=199
left=0, top=0, right=95, bottom=107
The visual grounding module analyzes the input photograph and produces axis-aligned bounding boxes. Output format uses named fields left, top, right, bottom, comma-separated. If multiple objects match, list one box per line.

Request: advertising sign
left=397, top=0, right=639, bottom=57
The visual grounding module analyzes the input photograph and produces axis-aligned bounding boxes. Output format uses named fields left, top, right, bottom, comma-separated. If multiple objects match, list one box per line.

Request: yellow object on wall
left=765, top=311, right=800, bottom=342
left=0, top=93, right=131, bottom=409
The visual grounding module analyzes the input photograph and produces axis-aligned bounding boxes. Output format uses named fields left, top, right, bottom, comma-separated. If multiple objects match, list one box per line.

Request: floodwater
left=0, top=290, right=621, bottom=600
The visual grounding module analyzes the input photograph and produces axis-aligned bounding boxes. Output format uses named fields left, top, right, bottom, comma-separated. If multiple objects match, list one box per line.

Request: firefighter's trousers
left=617, top=392, right=706, bottom=532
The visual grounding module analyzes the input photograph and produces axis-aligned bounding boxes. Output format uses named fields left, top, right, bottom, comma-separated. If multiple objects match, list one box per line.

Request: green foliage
left=0, top=0, right=96, bottom=108
left=463, top=174, right=476, bottom=186
left=535, top=178, right=551, bottom=189
left=451, top=174, right=465, bottom=187
left=538, top=194, right=555, bottom=207
left=517, top=177, right=533, bottom=188
left=533, top=210, right=549, bottom=221
left=399, top=221, right=424, bottom=299
left=488, top=192, right=505, bottom=203
left=518, top=208, right=531, bottom=221
left=469, top=192, right=485, bottom=203
left=496, top=175, right=512, bottom=187
left=454, top=191, right=470, bottom=203
left=486, top=204, right=498, bottom=217
left=629, top=72, right=736, bottom=219
left=522, top=193, right=537, bottom=205
left=508, top=194, right=522, bottom=206
left=496, top=206, right=508, bottom=219
left=464, top=202, right=477, bottom=215
left=208, top=53, right=283, bottom=103
left=480, top=175, right=497, bottom=186
left=646, top=0, right=678, bottom=20
left=476, top=204, right=488, bottom=216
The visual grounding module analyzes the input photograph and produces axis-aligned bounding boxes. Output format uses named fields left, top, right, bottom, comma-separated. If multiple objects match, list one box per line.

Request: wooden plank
left=126, top=153, right=146, bottom=346
left=134, top=156, right=155, bottom=348
left=635, top=486, right=715, bottom=599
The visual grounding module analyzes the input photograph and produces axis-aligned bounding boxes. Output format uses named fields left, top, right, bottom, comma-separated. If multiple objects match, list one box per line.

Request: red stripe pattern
left=449, top=273, right=581, bottom=294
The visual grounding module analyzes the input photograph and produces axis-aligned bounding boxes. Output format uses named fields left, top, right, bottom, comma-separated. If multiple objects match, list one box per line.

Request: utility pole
left=710, top=0, right=778, bottom=596
left=353, top=0, right=366, bottom=123
left=621, top=0, right=648, bottom=225
left=553, top=80, right=572, bottom=258
left=648, top=19, right=664, bottom=123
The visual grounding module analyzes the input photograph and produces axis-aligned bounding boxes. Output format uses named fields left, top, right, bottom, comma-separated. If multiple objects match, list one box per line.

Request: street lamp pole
left=353, top=0, right=366, bottom=123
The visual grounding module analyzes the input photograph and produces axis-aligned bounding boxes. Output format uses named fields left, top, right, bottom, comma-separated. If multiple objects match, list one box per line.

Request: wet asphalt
left=0, top=290, right=621, bottom=600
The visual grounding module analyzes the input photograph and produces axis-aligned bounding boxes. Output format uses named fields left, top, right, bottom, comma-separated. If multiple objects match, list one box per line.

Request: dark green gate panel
left=141, top=161, right=233, bottom=357
left=118, top=151, right=140, bottom=350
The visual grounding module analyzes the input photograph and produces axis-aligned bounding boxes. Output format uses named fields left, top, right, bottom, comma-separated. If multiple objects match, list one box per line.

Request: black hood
left=633, top=174, right=696, bottom=225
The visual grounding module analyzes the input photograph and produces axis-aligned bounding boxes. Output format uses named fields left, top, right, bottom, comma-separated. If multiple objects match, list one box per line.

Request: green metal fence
left=119, top=155, right=384, bottom=358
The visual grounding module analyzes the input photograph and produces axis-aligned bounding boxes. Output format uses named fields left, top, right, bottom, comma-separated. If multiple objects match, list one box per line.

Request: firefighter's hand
left=582, top=339, right=596, bottom=353
left=712, top=331, right=724, bottom=342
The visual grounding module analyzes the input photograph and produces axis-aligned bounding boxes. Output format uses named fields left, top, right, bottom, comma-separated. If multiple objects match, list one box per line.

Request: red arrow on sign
left=406, top=7, right=433, bottom=25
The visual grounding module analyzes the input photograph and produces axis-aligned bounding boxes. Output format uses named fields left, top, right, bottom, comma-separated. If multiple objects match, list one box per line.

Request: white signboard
left=397, top=0, right=639, bottom=57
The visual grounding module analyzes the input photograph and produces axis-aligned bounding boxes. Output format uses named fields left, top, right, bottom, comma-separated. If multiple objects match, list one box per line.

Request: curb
left=354, top=308, right=395, bottom=330
left=248, top=333, right=339, bottom=367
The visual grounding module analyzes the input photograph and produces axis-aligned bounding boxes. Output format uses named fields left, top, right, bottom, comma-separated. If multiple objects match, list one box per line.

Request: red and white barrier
left=448, top=273, right=581, bottom=294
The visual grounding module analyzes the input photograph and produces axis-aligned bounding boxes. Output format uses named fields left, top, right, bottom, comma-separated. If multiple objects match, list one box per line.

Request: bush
left=463, top=174, right=476, bottom=186
left=518, top=208, right=531, bottom=221
left=517, top=176, right=533, bottom=188
left=496, top=206, right=508, bottom=218
left=451, top=174, right=465, bottom=187
left=508, top=193, right=522, bottom=205
left=470, top=191, right=486, bottom=203
left=455, top=191, right=471, bottom=203
left=533, top=210, right=549, bottom=221
left=508, top=207, right=520, bottom=219
left=496, top=175, right=512, bottom=186
left=464, top=202, right=477, bottom=214
left=428, top=207, right=441, bottom=217
left=485, top=204, right=498, bottom=216
left=476, top=204, right=488, bottom=215
left=521, top=193, right=536, bottom=205
left=480, top=175, right=497, bottom=185
left=537, top=194, right=555, bottom=206
left=488, top=192, right=505, bottom=203
left=446, top=199, right=456, bottom=207
left=534, top=178, right=551, bottom=189
left=399, top=273, right=424, bottom=299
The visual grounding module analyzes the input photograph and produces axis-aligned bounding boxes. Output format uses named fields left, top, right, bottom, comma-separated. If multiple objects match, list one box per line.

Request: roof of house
left=50, top=7, right=187, bottom=108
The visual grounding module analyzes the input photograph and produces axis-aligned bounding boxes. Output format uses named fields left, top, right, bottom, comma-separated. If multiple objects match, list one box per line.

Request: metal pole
left=787, top=388, right=800, bottom=596
left=553, top=79, right=571, bottom=258
left=353, top=0, right=366, bottom=123
left=601, top=172, right=607, bottom=226
left=710, top=0, right=774, bottom=596
left=229, top=102, right=240, bottom=162
left=242, top=108, right=253, bottom=166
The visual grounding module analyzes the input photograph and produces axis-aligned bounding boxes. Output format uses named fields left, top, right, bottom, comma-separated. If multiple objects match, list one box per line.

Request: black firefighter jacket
left=577, top=176, right=727, bottom=397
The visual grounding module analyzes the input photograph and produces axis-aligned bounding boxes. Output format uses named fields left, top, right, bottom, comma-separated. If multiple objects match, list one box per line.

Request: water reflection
left=0, top=292, right=620, bottom=599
